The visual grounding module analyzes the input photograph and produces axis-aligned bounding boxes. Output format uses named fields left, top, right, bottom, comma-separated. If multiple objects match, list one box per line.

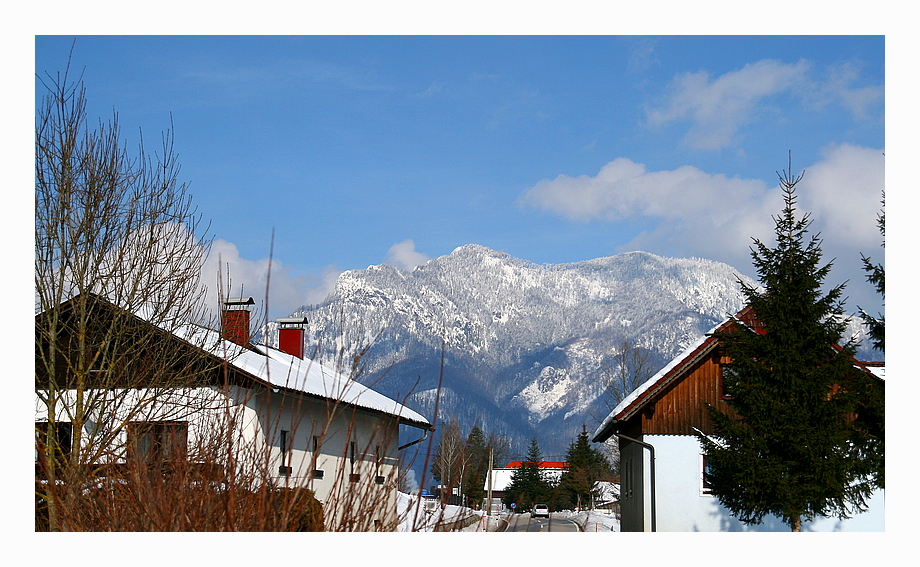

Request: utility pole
left=486, top=447, right=494, bottom=517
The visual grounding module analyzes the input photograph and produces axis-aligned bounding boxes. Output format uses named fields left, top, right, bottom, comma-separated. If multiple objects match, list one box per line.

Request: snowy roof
left=203, top=330, right=431, bottom=429
left=860, top=362, right=885, bottom=380
left=592, top=309, right=886, bottom=443
left=48, top=294, right=431, bottom=430
left=592, top=320, right=721, bottom=442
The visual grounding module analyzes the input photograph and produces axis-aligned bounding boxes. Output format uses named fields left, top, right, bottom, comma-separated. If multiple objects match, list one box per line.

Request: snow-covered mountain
left=264, top=245, right=878, bottom=459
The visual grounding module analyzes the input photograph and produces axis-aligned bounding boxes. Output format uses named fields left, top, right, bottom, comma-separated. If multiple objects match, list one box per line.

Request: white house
left=592, top=307, right=884, bottom=532
left=35, top=293, right=432, bottom=531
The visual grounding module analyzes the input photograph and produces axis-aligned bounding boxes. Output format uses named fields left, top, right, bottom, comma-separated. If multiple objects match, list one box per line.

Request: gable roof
left=39, top=293, right=431, bottom=430
left=591, top=306, right=883, bottom=444
left=592, top=322, right=723, bottom=443
left=193, top=326, right=431, bottom=429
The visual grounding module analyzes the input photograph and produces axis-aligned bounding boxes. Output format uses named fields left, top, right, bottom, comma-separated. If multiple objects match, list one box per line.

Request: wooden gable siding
left=630, top=351, right=736, bottom=437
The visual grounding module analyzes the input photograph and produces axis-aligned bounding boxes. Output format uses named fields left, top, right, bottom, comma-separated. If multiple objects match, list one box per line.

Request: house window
left=373, top=445, right=386, bottom=484
left=349, top=441, right=360, bottom=482
left=128, top=422, right=187, bottom=464
left=309, top=435, right=323, bottom=476
left=36, top=421, right=73, bottom=466
left=701, top=455, right=714, bottom=496
left=279, top=430, right=292, bottom=476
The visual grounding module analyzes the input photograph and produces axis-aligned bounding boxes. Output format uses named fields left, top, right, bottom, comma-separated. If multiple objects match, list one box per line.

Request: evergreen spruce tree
left=503, top=438, right=552, bottom=511
left=557, top=425, right=611, bottom=510
left=697, top=161, right=884, bottom=531
left=859, top=192, right=885, bottom=351
left=462, top=426, right=488, bottom=507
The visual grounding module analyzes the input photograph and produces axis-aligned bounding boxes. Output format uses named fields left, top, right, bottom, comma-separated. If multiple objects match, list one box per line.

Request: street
left=503, top=512, right=581, bottom=532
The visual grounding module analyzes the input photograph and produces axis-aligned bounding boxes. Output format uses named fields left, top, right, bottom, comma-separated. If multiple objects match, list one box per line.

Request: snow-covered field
left=555, top=509, right=621, bottom=532
left=396, top=492, right=620, bottom=532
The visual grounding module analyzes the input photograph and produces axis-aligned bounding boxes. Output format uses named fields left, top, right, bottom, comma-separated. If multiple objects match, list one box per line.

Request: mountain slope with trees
left=266, top=245, right=881, bottom=460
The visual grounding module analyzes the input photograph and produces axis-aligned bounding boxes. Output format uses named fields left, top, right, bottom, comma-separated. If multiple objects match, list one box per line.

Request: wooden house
left=592, top=307, right=885, bottom=531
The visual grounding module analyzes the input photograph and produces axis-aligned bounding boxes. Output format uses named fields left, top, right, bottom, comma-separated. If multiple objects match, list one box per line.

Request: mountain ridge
left=263, top=245, right=880, bottom=462
left=263, top=245, right=780, bottom=458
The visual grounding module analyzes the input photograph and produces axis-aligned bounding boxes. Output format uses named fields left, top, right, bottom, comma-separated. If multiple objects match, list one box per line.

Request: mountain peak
left=276, top=246, right=876, bottom=460
left=448, top=243, right=507, bottom=259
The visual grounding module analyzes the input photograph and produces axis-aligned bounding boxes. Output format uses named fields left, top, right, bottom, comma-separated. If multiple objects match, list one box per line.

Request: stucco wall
left=648, top=434, right=885, bottom=532
left=228, top=386, right=402, bottom=530
left=36, top=385, right=405, bottom=531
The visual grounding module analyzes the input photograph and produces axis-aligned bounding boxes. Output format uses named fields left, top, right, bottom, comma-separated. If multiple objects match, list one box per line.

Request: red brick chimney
left=221, top=297, right=255, bottom=347
left=276, top=317, right=308, bottom=359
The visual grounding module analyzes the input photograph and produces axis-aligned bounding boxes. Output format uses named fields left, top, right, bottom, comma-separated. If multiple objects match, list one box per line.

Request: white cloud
left=384, top=239, right=430, bottom=271
left=200, top=239, right=341, bottom=317
left=813, top=60, right=885, bottom=120
left=646, top=59, right=810, bottom=150
left=519, top=156, right=770, bottom=224
left=646, top=58, right=881, bottom=151
left=797, top=143, right=885, bottom=249
left=518, top=145, right=884, bottom=275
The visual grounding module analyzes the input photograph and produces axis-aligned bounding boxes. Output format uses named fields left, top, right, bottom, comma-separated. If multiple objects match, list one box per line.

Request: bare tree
left=606, top=336, right=655, bottom=408
left=34, top=58, right=218, bottom=529
left=35, top=57, right=432, bottom=533
left=599, top=336, right=656, bottom=468
left=430, top=416, right=467, bottom=504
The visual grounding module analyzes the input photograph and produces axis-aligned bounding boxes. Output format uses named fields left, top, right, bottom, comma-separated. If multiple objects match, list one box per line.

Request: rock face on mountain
left=266, top=245, right=774, bottom=459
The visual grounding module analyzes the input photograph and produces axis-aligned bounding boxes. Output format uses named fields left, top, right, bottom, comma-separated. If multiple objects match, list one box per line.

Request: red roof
left=503, top=461, right=568, bottom=469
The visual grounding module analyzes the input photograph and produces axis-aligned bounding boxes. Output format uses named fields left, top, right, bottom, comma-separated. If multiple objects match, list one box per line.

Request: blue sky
left=34, top=35, right=886, bottom=319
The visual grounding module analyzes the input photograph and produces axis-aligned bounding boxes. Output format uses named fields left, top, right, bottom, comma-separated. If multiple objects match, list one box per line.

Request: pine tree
left=697, top=160, right=884, bottom=531
left=557, top=425, right=611, bottom=510
left=461, top=425, right=488, bottom=507
left=859, top=191, right=885, bottom=351
left=503, top=438, right=552, bottom=511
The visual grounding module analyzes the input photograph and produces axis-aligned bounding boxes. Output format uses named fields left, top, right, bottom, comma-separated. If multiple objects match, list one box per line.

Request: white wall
left=36, top=385, right=406, bottom=531
left=648, top=434, right=885, bottom=532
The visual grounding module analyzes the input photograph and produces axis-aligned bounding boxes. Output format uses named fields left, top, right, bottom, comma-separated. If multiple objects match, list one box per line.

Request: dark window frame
left=36, top=421, right=73, bottom=465
left=127, top=421, right=188, bottom=465
left=701, top=455, right=714, bottom=495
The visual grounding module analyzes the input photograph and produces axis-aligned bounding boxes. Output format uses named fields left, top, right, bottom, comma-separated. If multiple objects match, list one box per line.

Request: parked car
left=532, top=504, right=550, bottom=518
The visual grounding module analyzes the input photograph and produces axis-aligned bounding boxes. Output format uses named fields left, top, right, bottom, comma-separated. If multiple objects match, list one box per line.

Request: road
left=503, top=512, right=581, bottom=532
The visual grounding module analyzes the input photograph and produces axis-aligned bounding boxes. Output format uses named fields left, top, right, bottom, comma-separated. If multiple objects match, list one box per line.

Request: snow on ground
left=555, top=509, right=621, bottom=532
left=397, top=492, right=620, bottom=532
left=397, top=492, right=499, bottom=532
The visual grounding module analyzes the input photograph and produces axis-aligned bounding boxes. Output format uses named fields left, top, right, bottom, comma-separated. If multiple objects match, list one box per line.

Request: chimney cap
left=276, top=316, right=308, bottom=328
left=224, top=297, right=255, bottom=307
